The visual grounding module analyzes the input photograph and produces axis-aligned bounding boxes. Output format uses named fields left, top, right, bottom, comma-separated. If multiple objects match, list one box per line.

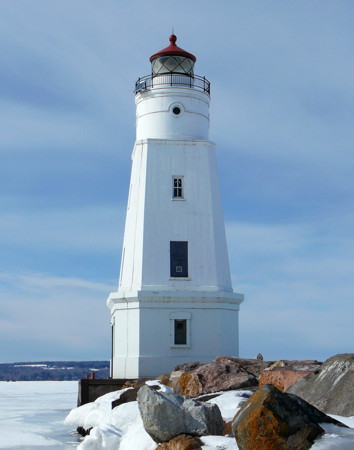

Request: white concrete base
left=108, top=290, right=243, bottom=378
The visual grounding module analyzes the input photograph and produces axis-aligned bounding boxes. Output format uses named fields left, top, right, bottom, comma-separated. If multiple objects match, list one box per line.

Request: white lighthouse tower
left=107, top=35, right=244, bottom=378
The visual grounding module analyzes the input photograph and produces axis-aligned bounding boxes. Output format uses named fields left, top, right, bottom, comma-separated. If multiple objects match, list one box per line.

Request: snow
left=0, top=380, right=79, bottom=449
left=201, top=435, right=238, bottom=449
left=14, top=364, right=48, bottom=368
left=74, top=399, right=155, bottom=450
left=66, top=384, right=354, bottom=450
left=64, top=387, right=134, bottom=429
left=312, top=423, right=354, bottom=449
left=204, top=390, right=253, bottom=421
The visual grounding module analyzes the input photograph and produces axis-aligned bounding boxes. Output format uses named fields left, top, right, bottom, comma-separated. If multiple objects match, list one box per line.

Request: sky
left=0, top=0, right=353, bottom=364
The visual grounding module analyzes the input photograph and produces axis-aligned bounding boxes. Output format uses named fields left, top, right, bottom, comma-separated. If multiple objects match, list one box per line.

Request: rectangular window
left=170, top=241, right=188, bottom=277
left=172, top=176, right=183, bottom=199
left=174, top=319, right=187, bottom=345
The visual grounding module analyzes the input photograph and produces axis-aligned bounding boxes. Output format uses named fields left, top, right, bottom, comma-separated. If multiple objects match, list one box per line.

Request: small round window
left=171, top=103, right=184, bottom=116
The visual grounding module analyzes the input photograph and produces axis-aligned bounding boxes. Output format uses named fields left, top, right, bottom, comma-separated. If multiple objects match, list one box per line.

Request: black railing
left=135, top=73, right=210, bottom=95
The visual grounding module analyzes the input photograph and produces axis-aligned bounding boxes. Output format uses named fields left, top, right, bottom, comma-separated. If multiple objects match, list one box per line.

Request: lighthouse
left=107, top=35, right=244, bottom=378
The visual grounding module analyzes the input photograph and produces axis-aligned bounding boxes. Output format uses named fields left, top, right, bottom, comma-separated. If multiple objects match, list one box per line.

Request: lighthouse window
left=170, top=103, right=184, bottom=116
left=172, top=177, right=183, bottom=199
left=169, top=312, right=191, bottom=347
left=170, top=241, right=188, bottom=277
left=174, top=320, right=187, bottom=345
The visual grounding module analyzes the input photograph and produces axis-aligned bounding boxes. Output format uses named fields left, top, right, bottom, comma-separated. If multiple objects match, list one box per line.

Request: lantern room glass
left=152, top=55, right=194, bottom=76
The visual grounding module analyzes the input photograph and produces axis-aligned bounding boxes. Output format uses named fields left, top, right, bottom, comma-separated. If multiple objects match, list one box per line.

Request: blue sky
left=0, top=1, right=353, bottom=363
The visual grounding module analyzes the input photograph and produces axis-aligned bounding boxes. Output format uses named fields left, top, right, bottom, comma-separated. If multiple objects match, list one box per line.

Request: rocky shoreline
left=67, top=353, right=354, bottom=449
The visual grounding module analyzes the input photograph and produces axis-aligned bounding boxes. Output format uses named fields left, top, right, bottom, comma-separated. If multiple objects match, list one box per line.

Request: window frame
left=170, top=312, right=191, bottom=348
left=172, top=176, right=184, bottom=200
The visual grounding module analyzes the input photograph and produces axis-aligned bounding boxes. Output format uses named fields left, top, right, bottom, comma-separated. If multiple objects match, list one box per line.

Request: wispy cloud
left=0, top=271, right=113, bottom=361
left=0, top=205, right=124, bottom=253
left=226, top=218, right=354, bottom=360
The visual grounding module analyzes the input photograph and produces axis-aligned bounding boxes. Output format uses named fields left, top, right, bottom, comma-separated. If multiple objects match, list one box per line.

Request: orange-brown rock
left=259, top=368, right=311, bottom=391
left=232, top=384, right=344, bottom=450
left=156, top=434, right=202, bottom=450
left=178, top=373, right=203, bottom=396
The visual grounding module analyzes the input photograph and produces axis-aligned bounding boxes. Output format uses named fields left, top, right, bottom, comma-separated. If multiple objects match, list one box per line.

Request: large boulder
left=137, top=385, right=223, bottom=443
left=287, top=353, right=354, bottom=416
left=259, top=360, right=322, bottom=391
left=232, top=384, right=345, bottom=450
left=259, top=368, right=312, bottom=392
left=173, top=357, right=259, bottom=396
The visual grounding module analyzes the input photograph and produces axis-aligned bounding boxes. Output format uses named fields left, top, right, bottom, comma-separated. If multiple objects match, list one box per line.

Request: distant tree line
left=0, top=361, right=110, bottom=381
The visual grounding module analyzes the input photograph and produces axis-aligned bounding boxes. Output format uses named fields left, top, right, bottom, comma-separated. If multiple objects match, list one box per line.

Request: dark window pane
left=170, top=241, right=188, bottom=277
left=174, top=319, right=187, bottom=345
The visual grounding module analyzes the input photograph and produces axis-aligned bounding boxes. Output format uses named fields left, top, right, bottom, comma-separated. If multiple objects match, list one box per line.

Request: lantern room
left=150, top=34, right=196, bottom=76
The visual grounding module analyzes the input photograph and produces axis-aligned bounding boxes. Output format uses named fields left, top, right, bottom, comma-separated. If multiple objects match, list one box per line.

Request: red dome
left=149, top=35, right=196, bottom=63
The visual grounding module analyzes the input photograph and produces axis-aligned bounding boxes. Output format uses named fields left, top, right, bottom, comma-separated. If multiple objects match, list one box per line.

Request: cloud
left=0, top=271, right=113, bottom=362
left=0, top=205, right=124, bottom=254
left=226, top=218, right=354, bottom=360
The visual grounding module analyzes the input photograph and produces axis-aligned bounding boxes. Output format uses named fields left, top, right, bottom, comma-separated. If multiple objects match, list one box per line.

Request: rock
left=232, top=384, right=345, bottom=450
left=174, top=362, right=204, bottom=372
left=215, top=356, right=273, bottom=379
left=174, top=357, right=258, bottom=396
left=195, top=393, right=222, bottom=402
left=76, top=426, right=92, bottom=436
left=137, top=385, right=223, bottom=443
left=122, top=378, right=149, bottom=389
left=287, top=353, right=354, bottom=416
left=259, top=368, right=312, bottom=392
left=267, top=360, right=286, bottom=369
left=111, top=387, right=138, bottom=409
left=258, top=359, right=322, bottom=391
left=156, top=434, right=202, bottom=449
left=223, top=420, right=233, bottom=436
left=178, top=373, right=203, bottom=397
left=158, top=373, right=172, bottom=387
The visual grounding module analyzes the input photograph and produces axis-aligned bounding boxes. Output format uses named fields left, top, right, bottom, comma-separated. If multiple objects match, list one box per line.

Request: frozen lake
left=1, top=380, right=354, bottom=449
left=0, top=381, right=80, bottom=449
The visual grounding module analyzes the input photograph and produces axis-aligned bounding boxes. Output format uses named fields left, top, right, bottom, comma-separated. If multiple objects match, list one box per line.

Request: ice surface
left=0, top=380, right=79, bottom=449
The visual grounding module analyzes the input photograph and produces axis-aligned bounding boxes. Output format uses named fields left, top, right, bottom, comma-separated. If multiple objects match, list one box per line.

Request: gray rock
left=137, top=385, right=223, bottom=443
left=287, top=353, right=354, bottom=416
left=111, top=387, right=138, bottom=409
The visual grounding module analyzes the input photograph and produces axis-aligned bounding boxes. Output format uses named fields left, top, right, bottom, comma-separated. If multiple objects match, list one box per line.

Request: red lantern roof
left=149, top=35, right=196, bottom=63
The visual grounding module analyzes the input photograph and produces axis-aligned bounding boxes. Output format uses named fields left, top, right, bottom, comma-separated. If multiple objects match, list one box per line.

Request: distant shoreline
left=0, top=360, right=109, bottom=381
